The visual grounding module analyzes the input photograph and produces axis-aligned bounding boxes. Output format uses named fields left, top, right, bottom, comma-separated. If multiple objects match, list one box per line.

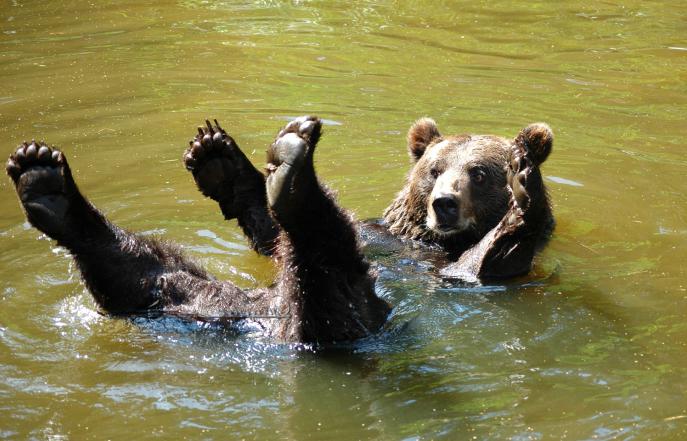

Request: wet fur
left=8, top=122, right=390, bottom=344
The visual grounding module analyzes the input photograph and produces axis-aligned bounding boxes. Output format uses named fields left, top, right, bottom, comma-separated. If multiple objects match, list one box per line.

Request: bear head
left=383, top=118, right=552, bottom=252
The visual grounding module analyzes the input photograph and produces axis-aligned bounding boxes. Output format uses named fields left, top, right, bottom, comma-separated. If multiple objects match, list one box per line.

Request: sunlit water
left=1, top=1, right=686, bottom=439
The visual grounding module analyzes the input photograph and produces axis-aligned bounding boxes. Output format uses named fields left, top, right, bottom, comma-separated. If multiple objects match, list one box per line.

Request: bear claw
left=183, top=119, right=246, bottom=203
left=184, top=119, right=235, bottom=172
left=7, top=141, right=65, bottom=182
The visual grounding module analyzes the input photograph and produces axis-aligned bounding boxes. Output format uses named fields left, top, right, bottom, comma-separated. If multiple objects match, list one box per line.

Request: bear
left=6, top=116, right=552, bottom=344
left=6, top=117, right=391, bottom=344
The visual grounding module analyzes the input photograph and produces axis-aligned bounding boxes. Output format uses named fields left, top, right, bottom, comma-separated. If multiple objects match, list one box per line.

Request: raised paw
left=507, top=141, right=533, bottom=212
left=6, top=141, right=74, bottom=239
left=183, top=119, right=238, bottom=199
left=7, top=140, right=64, bottom=182
left=183, top=119, right=264, bottom=219
left=275, top=115, right=322, bottom=148
left=506, top=123, right=551, bottom=225
left=265, top=116, right=322, bottom=218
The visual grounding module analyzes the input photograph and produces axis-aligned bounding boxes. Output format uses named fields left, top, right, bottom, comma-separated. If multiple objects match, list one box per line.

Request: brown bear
left=6, top=117, right=390, bottom=344
left=6, top=116, right=552, bottom=344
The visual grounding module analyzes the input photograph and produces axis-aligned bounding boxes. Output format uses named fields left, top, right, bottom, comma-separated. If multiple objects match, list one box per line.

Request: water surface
left=1, top=1, right=686, bottom=439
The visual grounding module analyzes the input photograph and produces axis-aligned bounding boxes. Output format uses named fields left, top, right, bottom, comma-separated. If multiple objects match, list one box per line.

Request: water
left=1, top=0, right=686, bottom=439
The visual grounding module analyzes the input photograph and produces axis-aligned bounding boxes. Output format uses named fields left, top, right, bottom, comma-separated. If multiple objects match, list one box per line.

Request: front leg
left=440, top=124, right=554, bottom=281
left=183, top=120, right=278, bottom=255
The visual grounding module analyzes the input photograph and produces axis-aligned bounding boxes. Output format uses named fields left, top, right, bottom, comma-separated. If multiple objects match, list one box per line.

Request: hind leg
left=262, top=117, right=390, bottom=342
left=265, top=116, right=322, bottom=225
left=7, top=142, right=216, bottom=313
left=6, top=141, right=112, bottom=249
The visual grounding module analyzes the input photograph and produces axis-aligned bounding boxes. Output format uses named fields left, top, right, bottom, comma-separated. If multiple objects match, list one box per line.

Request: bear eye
left=470, top=167, right=487, bottom=185
left=430, top=167, right=441, bottom=179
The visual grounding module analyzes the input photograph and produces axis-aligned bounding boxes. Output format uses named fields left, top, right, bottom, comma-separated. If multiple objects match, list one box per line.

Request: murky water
left=1, top=0, right=686, bottom=439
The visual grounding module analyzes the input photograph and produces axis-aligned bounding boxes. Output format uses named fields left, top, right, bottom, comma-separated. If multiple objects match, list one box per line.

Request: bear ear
left=516, top=122, right=553, bottom=166
left=407, top=117, right=442, bottom=161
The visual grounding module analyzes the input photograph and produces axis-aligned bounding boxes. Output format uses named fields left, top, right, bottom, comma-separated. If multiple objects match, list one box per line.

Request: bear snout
left=431, top=194, right=460, bottom=228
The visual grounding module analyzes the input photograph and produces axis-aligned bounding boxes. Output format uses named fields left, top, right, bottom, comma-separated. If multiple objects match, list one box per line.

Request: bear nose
left=432, top=196, right=459, bottom=223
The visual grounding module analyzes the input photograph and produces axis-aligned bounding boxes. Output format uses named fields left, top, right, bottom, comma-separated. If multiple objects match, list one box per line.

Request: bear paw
left=183, top=119, right=263, bottom=219
left=505, top=136, right=547, bottom=227
left=6, top=141, right=74, bottom=239
left=508, top=142, right=533, bottom=213
left=265, top=116, right=322, bottom=218
left=184, top=119, right=239, bottom=200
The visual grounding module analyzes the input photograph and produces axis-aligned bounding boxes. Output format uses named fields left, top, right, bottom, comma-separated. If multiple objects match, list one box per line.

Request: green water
left=1, top=0, right=686, bottom=439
